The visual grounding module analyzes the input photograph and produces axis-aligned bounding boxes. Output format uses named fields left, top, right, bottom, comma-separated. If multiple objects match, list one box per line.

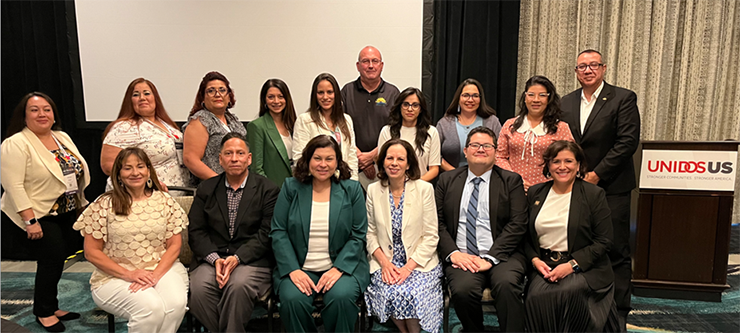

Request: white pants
left=92, top=262, right=189, bottom=333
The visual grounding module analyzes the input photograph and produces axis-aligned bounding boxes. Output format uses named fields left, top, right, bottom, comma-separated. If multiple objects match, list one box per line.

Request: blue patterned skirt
left=365, top=263, right=443, bottom=333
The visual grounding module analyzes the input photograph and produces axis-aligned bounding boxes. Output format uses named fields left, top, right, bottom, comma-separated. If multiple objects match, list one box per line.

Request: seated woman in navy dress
left=365, top=139, right=443, bottom=333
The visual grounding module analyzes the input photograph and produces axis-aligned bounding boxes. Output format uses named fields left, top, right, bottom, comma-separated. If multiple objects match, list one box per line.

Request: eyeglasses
left=575, top=63, right=604, bottom=71
left=401, top=102, right=421, bottom=111
left=360, top=58, right=382, bottom=66
left=525, top=92, right=550, bottom=99
left=467, top=142, right=495, bottom=151
left=206, top=87, right=228, bottom=97
left=461, top=93, right=480, bottom=100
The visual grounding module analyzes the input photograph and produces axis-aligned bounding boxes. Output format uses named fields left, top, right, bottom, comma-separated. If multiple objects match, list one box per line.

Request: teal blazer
left=247, top=114, right=292, bottom=188
left=270, top=177, right=370, bottom=294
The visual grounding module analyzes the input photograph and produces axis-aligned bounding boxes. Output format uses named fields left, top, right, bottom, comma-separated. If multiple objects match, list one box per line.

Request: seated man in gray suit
left=188, top=132, right=280, bottom=333
left=436, top=126, right=528, bottom=332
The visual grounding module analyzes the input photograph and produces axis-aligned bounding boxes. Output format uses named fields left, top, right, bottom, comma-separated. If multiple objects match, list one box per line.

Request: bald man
left=341, top=46, right=400, bottom=189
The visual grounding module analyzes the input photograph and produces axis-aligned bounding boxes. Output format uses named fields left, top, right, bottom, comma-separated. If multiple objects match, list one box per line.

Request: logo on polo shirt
left=375, top=97, right=388, bottom=106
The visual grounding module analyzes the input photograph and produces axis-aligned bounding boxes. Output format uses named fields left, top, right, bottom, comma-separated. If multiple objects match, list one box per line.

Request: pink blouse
left=496, top=118, right=574, bottom=191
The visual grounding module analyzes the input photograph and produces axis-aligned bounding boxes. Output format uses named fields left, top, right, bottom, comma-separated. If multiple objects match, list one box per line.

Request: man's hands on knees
left=450, top=252, right=481, bottom=273
left=215, top=256, right=239, bottom=289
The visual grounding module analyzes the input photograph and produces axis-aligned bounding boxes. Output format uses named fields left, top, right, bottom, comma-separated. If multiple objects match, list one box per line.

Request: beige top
left=73, top=191, right=188, bottom=290
left=534, top=188, right=571, bottom=252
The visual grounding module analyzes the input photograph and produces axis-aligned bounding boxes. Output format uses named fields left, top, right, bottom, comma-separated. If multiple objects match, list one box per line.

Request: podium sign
left=639, top=149, right=737, bottom=191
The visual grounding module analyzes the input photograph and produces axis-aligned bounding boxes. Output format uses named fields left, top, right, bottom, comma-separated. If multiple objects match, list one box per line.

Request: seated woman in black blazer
left=524, top=140, right=619, bottom=332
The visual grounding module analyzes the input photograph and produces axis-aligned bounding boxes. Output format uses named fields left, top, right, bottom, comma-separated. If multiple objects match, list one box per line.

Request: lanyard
left=145, top=118, right=181, bottom=140
left=50, top=133, right=71, bottom=160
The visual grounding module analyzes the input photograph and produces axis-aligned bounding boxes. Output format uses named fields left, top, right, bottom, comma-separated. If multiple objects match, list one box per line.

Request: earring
left=457, top=105, right=461, bottom=113
left=576, top=171, right=581, bottom=178
left=146, top=178, right=153, bottom=188
left=334, top=169, right=340, bottom=179
left=201, top=102, right=206, bottom=109
left=118, top=179, right=124, bottom=188
left=227, top=102, right=233, bottom=108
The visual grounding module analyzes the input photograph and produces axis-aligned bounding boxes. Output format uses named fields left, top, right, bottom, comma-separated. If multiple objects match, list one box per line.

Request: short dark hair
left=465, top=126, right=497, bottom=148
left=220, top=132, right=249, bottom=151
left=541, top=140, right=588, bottom=179
left=293, top=135, right=352, bottom=183
left=376, top=139, right=421, bottom=185
left=5, top=92, right=62, bottom=139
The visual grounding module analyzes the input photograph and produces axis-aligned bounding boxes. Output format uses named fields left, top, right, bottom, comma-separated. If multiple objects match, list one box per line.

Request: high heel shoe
left=56, top=312, right=81, bottom=321
left=35, top=317, right=65, bottom=332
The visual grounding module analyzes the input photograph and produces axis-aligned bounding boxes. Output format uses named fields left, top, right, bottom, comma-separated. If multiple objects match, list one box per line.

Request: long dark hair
left=511, top=75, right=562, bottom=135
left=307, top=73, right=352, bottom=141
left=5, top=92, right=62, bottom=139
left=189, top=71, right=236, bottom=116
left=376, top=139, right=421, bottom=186
left=388, top=87, right=432, bottom=156
left=444, top=78, right=497, bottom=117
left=104, top=147, right=164, bottom=215
left=104, top=78, right=177, bottom=138
left=293, top=135, right=352, bottom=183
left=258, top=79, right=297, bottom=135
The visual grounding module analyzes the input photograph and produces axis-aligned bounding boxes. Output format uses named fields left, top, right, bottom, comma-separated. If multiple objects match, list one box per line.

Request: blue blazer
left=270, top=177, right=370, bottom=294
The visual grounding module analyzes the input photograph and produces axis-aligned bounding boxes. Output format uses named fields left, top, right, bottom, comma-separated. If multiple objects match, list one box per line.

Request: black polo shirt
left=341, top=77, right=400, bottom=153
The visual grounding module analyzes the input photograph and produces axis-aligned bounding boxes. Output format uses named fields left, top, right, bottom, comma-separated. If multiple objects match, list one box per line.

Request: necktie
left=466, top=177, right=483, bottom=255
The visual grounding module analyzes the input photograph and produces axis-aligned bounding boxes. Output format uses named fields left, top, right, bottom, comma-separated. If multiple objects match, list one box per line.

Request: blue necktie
left=466, top=177, right=483, bottom=256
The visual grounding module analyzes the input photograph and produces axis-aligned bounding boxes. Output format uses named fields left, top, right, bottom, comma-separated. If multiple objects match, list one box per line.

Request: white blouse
left=534, top=188, right=572, bottom=252
left=303, top=201, right=332, bottom=271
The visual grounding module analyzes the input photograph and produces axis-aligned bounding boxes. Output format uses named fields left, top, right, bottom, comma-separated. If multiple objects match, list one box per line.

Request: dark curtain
left=427, top=0, right=521, bottom=123
left=1, top=1, right=97, bottom=259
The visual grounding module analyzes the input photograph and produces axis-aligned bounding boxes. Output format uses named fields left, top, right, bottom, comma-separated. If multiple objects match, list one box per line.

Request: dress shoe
left=36, top=317, right=65, bottom=332
left=57, top=312, right=81, bottom=321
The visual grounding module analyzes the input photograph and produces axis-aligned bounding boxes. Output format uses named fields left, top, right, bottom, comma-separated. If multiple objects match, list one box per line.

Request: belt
left=540, top=248, right=569, bottom=262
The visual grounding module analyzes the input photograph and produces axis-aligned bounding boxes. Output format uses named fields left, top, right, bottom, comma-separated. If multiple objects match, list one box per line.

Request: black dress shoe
left=57, top=312, right=81, bottom=321
left=36, top=317, right=65, bottom=332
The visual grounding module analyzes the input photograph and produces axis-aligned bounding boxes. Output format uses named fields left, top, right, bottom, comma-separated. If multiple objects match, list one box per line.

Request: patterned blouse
left=104, top=119, right=190, bottom=188
left=181, top=109, right=246, bottom=179
left=49, top=146, right=84, bottom=215
left=495, top=117, right=574, bottom=191
left=73, top=191, right=188, bottom=290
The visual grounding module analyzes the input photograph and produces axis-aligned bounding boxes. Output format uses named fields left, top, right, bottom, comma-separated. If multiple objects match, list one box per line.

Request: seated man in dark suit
left=188, top=132, right=280, bottom=333
left=436, top=126, right=528, bottom=332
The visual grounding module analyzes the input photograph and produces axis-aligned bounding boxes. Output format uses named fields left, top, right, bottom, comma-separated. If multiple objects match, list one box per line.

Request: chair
left=443, top=287, right=496, bottom=333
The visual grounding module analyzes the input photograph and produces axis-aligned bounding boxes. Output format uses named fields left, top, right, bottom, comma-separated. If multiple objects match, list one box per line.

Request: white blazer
left=366, top=179, right=439, bottom=273
left=1, top=128, right=90, bottom=230
left=292, top=112, right=359, bottom=181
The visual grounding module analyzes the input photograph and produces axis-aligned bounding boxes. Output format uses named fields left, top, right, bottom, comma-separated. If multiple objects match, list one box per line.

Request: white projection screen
left=75, top=0, right=423, bottom=122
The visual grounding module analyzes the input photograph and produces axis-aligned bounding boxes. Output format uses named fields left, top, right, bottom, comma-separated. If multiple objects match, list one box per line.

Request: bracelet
left=403, top=267, right=412, bottom=273
left=531, top=257, right=541, bottom=265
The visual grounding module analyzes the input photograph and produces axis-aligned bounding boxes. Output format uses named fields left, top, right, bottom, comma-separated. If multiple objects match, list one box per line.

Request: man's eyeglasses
left=401, top=102, right=421, bottom=111
left=206, top=87, right=228, bottom=97
left=575, top=63, right=604, bottom=71
left=360, top=58, right=382, bottom=66
left=467, top=143, right=495, bottom=151
left=461, top=93, right=480, bottom=100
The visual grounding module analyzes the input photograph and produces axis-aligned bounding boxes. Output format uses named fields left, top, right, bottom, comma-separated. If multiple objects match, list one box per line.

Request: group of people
left=1, top=46, right=640, bottom=333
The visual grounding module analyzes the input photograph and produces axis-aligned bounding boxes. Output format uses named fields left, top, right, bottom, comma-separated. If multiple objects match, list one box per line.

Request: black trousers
left=31, top=211, right=81, bottom=317
left=445, top=251, right=526, bottom=332
left=606, top=193, right=632, bottom=317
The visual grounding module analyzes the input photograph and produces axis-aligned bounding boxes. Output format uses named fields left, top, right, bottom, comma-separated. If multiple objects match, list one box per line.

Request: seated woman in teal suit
left=271, top=134, right=369, bottom=332
left=247, top=79, right=297, bottom=188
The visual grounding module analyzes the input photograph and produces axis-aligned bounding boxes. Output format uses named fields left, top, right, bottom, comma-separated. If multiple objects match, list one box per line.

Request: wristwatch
left=569, top=259, right=581, bottom=273
left=24, top=218, right=38, bottom=226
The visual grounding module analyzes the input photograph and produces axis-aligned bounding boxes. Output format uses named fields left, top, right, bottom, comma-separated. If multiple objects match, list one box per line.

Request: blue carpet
left=2, top=270, right=739, bottom=332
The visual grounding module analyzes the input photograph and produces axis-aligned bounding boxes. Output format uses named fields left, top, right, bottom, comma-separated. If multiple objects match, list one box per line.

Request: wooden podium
left=633, top=141, right=738, bottom=302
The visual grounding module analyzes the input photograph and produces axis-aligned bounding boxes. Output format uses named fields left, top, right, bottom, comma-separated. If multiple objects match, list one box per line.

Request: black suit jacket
left=436, top=165, right=528, bottom=262
left=188, top=172, right=280, bottom=270
left=561, top=82, right=640, bottom=195
left=525, top=179, right=614, bottom=290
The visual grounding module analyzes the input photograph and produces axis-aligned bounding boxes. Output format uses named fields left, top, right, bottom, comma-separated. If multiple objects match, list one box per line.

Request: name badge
left=175, top=141, right=185, bottom=166
left=62, top=165, right=78, bottom=195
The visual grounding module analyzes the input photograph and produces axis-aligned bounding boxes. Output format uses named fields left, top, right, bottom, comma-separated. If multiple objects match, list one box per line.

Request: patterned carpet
left=2, top=226, right=738, bottom=332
